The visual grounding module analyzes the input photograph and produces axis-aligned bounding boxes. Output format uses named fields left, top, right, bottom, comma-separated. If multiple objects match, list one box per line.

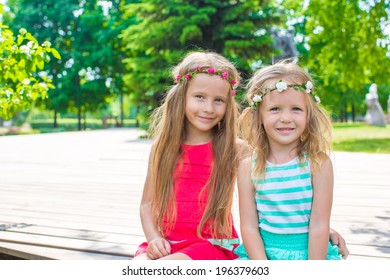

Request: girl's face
left=260, top=84, right=308, bottom=152
left=184, top=73, right=230, bottom=143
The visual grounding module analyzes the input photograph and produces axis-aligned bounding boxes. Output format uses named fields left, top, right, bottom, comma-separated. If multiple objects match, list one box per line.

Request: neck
left=183, top=132, right=213, bottom=145
left=267, top=143, right=298, bottom=164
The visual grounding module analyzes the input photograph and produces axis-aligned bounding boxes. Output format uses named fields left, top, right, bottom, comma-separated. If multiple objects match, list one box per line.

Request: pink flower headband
left=175, top=66, right=237, bottom=96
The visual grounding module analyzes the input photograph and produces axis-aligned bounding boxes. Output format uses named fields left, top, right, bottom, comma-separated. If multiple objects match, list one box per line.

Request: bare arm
left=139, top=150, right=171, bottom=259
left=309, top=156, right=334, bottom=259
left=237, top=153, right=268, bottom=260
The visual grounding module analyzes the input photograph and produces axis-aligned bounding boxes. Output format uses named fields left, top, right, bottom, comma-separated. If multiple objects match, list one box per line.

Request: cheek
left=300, top=113, right=308, bottom=124
left=217, top=103, right=228, bottom=115
left=261, top=117, right=273, bottom=131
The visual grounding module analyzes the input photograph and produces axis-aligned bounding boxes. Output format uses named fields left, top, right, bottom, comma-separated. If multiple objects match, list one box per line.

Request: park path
left=0, top=128, right=389, bottom=260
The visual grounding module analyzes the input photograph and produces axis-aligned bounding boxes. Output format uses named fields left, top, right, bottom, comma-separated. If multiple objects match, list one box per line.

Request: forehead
left=263, top=87, right=307, bottom=105
left=187, top=73, right=230, bottom=96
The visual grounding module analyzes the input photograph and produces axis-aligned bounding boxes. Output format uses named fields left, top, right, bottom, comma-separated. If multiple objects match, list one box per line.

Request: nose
left=203, top=101, right=214, bottom=113
left=280, top=111, right=291, bottom=123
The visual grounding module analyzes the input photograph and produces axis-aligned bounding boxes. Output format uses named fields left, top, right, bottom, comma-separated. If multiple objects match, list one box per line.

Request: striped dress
left=255, top=155, right=312, bottom=234
left=234, top=154, right=342, bottom=260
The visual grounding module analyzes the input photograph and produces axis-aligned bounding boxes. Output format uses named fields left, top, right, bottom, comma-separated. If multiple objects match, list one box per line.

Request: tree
left=0, top=19, right=60, bottom=120
left=284, top=0, right=390, bottom=121
left=100, top=0, right=132, bottom=126
left=121, top=0, right=282, bottom=121
left=7, top=0, right=80, bottom=127
left=7, top=0, right=126, bottom=130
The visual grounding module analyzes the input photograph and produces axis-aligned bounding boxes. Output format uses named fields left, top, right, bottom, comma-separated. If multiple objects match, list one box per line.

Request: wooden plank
left=0, top=231, right=137, bottom=257
left=0, top=208, right=141, bottom=224
left=345, top=244, right=390, bottom=259
left=0, top=224, right=145, bottom=245
left=0, top=242, right=131, bottom=260
left=0, top=216, right=144, bottom=236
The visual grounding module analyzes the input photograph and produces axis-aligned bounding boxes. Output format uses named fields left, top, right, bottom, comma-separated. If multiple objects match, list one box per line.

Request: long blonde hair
left=240, top=61, right=332, bottom=177
left=149, top=51, right=240, bottom=239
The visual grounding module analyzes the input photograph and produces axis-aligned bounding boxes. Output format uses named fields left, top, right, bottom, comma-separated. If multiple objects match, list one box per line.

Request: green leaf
left=50, top=48, right=61, bottom=60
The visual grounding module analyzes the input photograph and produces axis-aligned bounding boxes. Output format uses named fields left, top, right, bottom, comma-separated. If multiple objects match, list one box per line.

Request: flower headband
left=251, top=80, right=320, bottom=109
left=175, top=66, right=238, bottom=96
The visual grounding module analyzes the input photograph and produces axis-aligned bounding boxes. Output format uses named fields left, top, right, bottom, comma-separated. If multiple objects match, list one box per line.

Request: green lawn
left=332, top=123, right=390, bottom=153
left=2, top=120, right=390, bottom=153
left=30, top=118, right=137, bottom=132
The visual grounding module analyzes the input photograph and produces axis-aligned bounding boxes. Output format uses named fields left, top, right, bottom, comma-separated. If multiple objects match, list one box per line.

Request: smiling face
left=260, top=81, right=308, bottom=153
left=184, top=73, right=230, bottom=143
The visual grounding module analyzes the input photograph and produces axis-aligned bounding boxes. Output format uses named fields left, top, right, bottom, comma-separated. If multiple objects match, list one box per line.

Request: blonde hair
left=149, top=51, right=240, bottom=239
left=240, top=61, right=332, bottom=177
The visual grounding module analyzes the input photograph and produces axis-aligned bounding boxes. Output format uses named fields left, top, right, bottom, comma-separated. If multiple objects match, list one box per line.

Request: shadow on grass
left=333, top=138, right=390, bottom=153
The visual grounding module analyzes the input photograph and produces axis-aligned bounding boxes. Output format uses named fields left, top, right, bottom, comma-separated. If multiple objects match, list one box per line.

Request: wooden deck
left=0, top=128, right=389, bottom=260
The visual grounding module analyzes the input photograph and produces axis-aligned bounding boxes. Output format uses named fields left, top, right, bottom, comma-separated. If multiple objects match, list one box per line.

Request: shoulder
left=237, top=138, right=253, bottom=160
left=310, top=152, right=333, bottom=177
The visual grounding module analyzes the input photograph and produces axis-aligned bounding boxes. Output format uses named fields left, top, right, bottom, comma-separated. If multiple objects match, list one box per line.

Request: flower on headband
left=221, top=72, right=229, bottom=79
left=251, top=94, right=262, bottom=110
left=207, top=68, right=215, bottom=74
left=253, top=95, right=262, bottom=103
left=231, top=79, right=237, bottom=85
left=231, top=90, right=236, bottom=96
left=275, top=81, right=288, bottom=92
left=314, top=95, right=320, bottom=103
left=185, top=74, right=191, bottom=80
left=305, top=81, right=313, bottom=93
left=176, top=75, right=182, bottom=82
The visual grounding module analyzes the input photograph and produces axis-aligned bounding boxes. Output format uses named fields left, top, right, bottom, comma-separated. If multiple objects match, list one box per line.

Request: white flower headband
left=251, top=80, right=320, bottom=109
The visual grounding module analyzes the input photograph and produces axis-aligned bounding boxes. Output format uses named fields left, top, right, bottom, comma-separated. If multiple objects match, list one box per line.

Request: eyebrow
left=189, top=90, right=227, bottom=99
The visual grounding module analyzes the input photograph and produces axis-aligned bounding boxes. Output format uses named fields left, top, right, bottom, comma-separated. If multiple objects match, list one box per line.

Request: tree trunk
left=136, top=105, right=140, bottom=128
left=78, top=106, right=82, bottom=131
left=120, top=92, right=124, bottom=127
left=53, top=109, right=58, bottom=128
left=83, top=108, right=87, bottom=130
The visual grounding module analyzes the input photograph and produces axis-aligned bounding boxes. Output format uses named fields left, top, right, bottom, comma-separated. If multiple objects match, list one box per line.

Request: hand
left=330, top=229, right=349, bottom=259
left=146, top=237, right=171, bottom=260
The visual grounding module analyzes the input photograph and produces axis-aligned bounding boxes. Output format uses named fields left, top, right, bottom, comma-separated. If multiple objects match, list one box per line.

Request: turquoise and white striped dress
left=235, top=154, right=342, bottom=260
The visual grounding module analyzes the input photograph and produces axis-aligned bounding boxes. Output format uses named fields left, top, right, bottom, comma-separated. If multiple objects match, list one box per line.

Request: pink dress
left=135, top=142, right=239, bottom=260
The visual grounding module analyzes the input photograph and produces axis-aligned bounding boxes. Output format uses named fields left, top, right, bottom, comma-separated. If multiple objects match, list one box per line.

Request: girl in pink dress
left=134, top=51, right=242, bottom=260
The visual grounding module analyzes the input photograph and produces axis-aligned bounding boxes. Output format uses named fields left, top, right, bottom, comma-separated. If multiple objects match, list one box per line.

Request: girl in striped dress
left=235, top=61, right=342, bottom=260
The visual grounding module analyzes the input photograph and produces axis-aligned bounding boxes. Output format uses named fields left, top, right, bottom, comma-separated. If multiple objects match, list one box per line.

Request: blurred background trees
left=0, top=4, right=60, bottom=120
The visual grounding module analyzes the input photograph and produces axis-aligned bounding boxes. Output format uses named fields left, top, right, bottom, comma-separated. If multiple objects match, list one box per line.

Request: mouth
left=198, top=116, right=214, bottom=121
left=277, top=127, right=295, bottom=133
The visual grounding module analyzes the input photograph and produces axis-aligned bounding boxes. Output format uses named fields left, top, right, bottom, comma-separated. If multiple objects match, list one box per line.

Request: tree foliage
left=7, top=0, right=79, bottom=119
left=6, top=0, right=130, bottom=129
left=0, top=19, right=60, bottom=120
left=284, top=0, right=390, bottom=120
left=121, top=0, right=281, bottom=117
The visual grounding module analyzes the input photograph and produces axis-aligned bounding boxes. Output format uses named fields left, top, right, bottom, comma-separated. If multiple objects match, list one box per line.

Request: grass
left=0, top=118, right=138, bottom=136
left=332, top=123, right=390, bottom=153
left=30, top=118, right=137, bottom=131
left=2, top=119, right=390, bottom=153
